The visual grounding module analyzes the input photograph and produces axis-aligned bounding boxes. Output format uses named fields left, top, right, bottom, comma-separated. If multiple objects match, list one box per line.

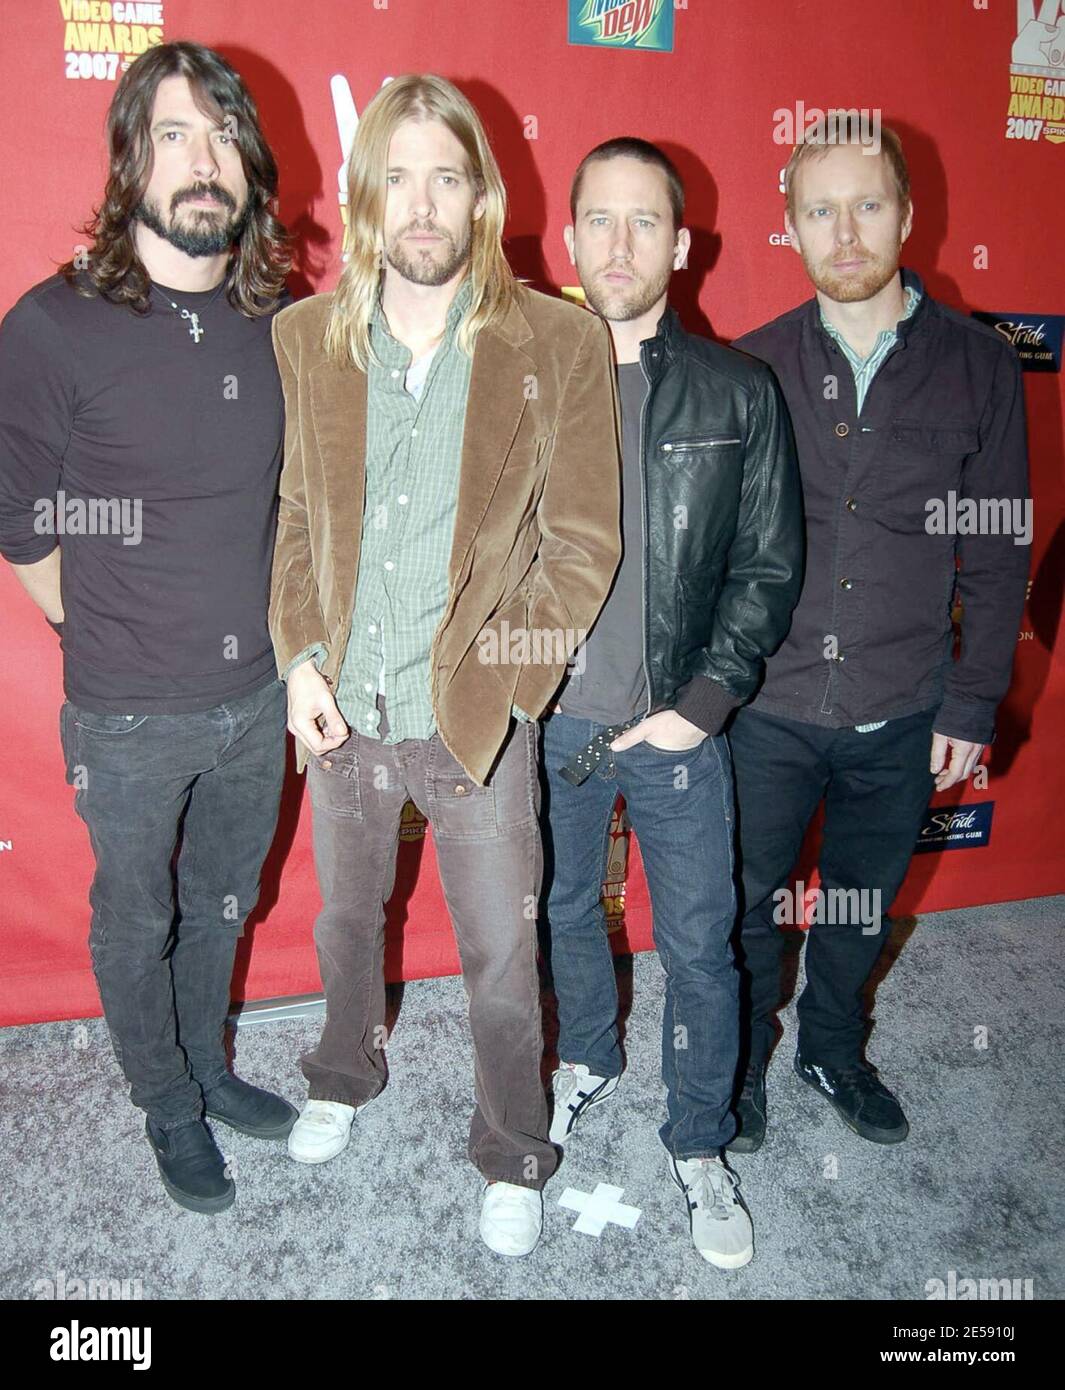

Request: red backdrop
left=1, top=1, right=1063, bottom=1026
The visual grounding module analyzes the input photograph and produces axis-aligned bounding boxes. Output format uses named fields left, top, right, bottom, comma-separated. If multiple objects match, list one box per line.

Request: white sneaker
left=479, top=1182, right=543, bottom=1257
left=549, top=1061, right=619, bottom=1144
left=287, top=1099, right=365, bottom=1164
left=669, top=1154, right=754, bottom=1269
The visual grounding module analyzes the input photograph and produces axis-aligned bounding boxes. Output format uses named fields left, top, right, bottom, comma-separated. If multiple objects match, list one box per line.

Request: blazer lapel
left=449, top=301, right=536, bottom=588
left=309, top=357, right=367, bottom=621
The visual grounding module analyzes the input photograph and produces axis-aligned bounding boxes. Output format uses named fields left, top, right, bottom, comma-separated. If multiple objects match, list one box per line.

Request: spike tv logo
left=1007, top=0, right=1065, bottom=144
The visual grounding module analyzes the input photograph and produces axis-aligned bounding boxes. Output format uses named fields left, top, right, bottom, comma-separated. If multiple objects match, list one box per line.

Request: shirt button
left=411, top=427, right=418, bottom=437
left=384, top=561, right=394, bottom=571
left=846, top=497, right=858, bottom=511
left=368, top=624, right=377, bottom=635
left=321, top=758, right=333, bottom=770
left=840, top=577, right=853, bottom=590
left=363, top=682, right=373, bottom=693
left=835, top=422, right=850, bottom=438
left=454, top=783, right=467, bottom=795
left=398, top=494, right=408, bottom=505
left=390, top=369, right=400, bottom=379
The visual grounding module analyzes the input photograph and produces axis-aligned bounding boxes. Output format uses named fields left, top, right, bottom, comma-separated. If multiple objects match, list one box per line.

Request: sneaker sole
left=793, top=1060, right=909, bottom=1144
left=549, top=1076, right=619, bottom=1144
left=287, top=1134, right=352, bottom=1164
left=152, top=1157, right=236, bottom=1214
left=478, top=1225, right=542, bottom=1258
left=698, top=1242, right=755, bottom=1270
left=205, top=1105, right=298, bottom=1142
left=668, top=1158, right=754, bottom=1270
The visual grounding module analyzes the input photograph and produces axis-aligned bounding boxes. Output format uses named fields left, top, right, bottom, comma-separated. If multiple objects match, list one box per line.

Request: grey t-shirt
left=558, top=360, right=648, bottom=724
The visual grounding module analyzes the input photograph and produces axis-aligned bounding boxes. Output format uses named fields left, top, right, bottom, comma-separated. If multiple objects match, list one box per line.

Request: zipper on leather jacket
left=661, top=436, right=741, bottom=451
left=637, top=349, right=654, bottom=717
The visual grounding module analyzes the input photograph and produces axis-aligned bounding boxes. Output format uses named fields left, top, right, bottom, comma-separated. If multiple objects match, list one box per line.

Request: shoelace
left=552, top=1065, right=580, bottom=1108
left=681, top=1159, right=741, bottom=1222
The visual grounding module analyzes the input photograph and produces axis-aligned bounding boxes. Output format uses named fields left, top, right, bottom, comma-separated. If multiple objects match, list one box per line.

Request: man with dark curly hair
left=0, top=41, right=298, bottom=1214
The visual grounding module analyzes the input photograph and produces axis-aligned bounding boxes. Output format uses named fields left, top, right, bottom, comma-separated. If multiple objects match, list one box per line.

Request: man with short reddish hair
left=728, top=121, right=1030, bottom=1153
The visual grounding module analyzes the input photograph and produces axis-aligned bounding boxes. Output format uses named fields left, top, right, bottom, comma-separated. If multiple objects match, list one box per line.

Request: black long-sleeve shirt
left=0, top=271, right=288, bottom=712
left=734, top=268, right=1031, bottom=746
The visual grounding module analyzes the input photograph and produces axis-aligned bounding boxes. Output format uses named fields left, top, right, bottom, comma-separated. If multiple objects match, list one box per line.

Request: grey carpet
left=2, top=895, right=1062, bottom=1300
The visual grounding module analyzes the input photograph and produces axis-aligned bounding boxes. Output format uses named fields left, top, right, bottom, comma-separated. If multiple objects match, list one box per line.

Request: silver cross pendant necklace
left=151, top=277, right=227, bottom=343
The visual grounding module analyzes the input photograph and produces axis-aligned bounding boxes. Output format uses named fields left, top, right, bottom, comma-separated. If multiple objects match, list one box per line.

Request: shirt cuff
left=671, top=676, right=742, bottom=737
left=282, top=642, right=328, bottom=683
left=511, top=703, right=534, bottom=724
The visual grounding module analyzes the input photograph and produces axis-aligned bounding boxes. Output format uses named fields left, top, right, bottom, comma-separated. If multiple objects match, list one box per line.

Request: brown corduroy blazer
left=268, top=281, right=622, bottom=784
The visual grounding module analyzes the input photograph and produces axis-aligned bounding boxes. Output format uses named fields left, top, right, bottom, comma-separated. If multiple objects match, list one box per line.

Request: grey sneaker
left=549, top=1062, right=619, bottom=1144
left=668, top=1154, right=754, bottom=1269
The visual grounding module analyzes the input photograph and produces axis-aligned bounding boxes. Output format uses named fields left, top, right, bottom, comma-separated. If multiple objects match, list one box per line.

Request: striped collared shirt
left=820, top=282, right=921, bottom=416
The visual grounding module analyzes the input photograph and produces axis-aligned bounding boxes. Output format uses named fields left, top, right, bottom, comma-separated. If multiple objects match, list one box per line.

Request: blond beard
left=804, top=248, right=899, bottom=304
left=385, top=224, right=471, bottom=288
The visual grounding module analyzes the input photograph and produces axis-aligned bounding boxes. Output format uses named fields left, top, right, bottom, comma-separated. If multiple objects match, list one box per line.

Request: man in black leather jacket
left=540, top=137, right=803, bottom=1270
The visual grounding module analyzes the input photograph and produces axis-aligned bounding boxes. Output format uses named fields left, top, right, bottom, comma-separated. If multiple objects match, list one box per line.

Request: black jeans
left=59, top=678, right=287, bottom=1129
left=729, top=704, right=937, bottom=1071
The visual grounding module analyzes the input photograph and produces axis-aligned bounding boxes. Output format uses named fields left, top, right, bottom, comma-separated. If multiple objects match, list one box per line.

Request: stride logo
left=914, top=803, right=994, bottom=853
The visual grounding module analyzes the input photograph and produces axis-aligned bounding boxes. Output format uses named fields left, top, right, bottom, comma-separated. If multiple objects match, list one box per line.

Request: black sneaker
left=726, top=1061, right=767, bottom=1154
left=202, top=1074, right=298, bottom=1141
left=145, top=1117, right=236, bottom=1213
left=794, top=1055, right=909, bottom=1144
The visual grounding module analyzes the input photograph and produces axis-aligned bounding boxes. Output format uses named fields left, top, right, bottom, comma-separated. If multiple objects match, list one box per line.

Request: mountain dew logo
left=568, top=0, right=674, bottom=52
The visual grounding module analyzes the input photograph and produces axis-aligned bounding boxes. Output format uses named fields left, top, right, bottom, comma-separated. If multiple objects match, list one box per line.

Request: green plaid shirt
left=333, top=276, right=476, bottom=743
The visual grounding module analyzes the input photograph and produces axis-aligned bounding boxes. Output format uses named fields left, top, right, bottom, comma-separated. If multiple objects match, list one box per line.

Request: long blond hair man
left=268, top=74, right=622, bottom=1257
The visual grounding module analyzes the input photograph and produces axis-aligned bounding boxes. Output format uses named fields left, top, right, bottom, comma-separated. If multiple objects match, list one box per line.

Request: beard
left=385, top=220, right=473, bottom=287
left=578, top=256, right=673, bottom=322
left=135, top=183, right=249, bottom=258
left=803, top=242, right=900, bottom=303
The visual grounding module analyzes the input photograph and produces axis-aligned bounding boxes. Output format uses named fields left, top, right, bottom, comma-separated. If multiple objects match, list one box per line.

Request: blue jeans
left=58, top=677, right=287, bottom=1129
left=540, top=712, right=739, bottom=1156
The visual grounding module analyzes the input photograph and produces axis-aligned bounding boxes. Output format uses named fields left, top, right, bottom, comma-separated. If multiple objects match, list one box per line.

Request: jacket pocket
left=660, top=435, right=742, bottom=454
left=889, top=419, right=980, bottom=455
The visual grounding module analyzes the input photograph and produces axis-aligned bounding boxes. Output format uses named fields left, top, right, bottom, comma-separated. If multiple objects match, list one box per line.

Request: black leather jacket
left=638, top=305, right=804, bottom=735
